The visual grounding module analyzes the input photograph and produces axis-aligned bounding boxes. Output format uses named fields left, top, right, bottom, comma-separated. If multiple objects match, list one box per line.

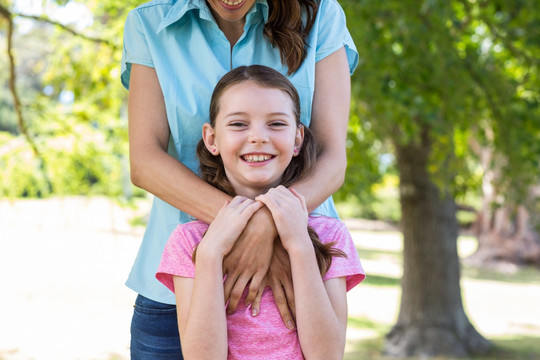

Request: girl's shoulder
left=308, top=216, right=349, bottom=240
left=170, top=220, right=209, bottom=245
left=308, top=215, right=346, bottom=229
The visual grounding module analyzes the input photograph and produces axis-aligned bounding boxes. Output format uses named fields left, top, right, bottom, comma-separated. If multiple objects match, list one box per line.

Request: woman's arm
left=128, top=64, right=229, bottom=222
left=128, top=63, right=278, bottom=311
left=292, top=47, right=351, bottom=212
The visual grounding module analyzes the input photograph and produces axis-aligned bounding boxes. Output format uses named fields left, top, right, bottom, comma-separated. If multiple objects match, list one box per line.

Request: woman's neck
left=209, top=10, right=245, bottom=46
left=219, top=21, right=244, bottom=46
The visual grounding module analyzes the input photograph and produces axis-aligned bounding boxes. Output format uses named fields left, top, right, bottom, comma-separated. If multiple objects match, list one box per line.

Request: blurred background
left=0, top=0, right=539, bottom=359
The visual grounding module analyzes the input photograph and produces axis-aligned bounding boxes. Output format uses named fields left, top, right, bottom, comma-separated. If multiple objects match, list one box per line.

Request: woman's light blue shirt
left=121, top=0, right=358, bottom=304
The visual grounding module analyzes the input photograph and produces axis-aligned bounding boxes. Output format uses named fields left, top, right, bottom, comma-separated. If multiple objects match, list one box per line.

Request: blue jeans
left=130, top=295, right=183, bottom=359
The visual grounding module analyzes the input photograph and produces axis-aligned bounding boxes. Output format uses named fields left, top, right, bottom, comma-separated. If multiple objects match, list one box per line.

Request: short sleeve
left=155, top=224, right=199, bottom=293
left=317, top=219, right=365, bottom=291
left=315, top=0, right=359, bottom=75
left=121, top=9, right=155, bottom=89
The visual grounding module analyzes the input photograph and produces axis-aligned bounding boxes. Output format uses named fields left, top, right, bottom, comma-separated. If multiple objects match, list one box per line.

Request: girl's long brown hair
left=265, top=0, right=319, bottom=74
left=196, top=65, right=345, bottom=276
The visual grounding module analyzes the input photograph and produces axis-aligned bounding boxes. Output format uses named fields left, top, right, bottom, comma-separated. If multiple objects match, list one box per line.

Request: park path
left=0, top=197, right=146, bottom=360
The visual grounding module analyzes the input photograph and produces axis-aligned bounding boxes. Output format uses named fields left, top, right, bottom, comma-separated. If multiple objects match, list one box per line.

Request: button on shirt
left=121, top=0, right=358, bottom=304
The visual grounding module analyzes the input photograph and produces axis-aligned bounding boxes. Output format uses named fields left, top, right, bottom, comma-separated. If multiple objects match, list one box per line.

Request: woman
left=121, top=0, right=358, bottom=358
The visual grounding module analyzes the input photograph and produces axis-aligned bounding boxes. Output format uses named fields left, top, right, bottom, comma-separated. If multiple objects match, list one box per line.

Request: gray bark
left=384, top=130, right=491, bottom=357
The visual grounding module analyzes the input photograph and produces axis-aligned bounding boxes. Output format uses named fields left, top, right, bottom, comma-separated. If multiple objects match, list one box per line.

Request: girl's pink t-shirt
left=156, top=216, right=365, bottom=360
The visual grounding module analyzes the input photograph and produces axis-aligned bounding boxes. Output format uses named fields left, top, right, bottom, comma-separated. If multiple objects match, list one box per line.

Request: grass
left=343, top=228, right=540, bottom=360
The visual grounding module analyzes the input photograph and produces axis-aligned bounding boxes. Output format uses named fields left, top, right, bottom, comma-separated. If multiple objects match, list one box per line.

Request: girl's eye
left=269, top=121, right=288, bottom=127
left=228, top=122, right=246, bottom=128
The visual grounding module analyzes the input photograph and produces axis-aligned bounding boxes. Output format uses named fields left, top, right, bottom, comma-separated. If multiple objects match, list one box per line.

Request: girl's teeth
left=244, top=155, right=271, bottom=162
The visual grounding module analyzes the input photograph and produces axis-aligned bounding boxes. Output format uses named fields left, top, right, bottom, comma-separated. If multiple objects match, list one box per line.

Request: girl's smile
left=241, top=153, right=274, bottom=164
left=203, top=80, right=304, bottom=198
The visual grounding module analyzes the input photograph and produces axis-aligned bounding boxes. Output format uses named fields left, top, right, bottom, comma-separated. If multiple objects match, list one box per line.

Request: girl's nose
left=249, top=125, right=269, bottom=143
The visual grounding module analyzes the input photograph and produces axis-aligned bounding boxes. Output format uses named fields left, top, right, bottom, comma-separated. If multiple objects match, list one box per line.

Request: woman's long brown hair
left=265, top=0, right=319, bottom=74
left=196, top=65, right=345, bottom=276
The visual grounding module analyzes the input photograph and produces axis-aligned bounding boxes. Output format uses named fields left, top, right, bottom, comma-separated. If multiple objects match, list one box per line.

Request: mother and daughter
left=155, top=65, right=364, bottom=359
left=155, top=65, right=364, bottom=358
left=121, top=0, right=364, bottom=358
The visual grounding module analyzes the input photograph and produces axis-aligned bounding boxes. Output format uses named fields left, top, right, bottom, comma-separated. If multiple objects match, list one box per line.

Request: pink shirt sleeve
left=155, top=221, right=208, bottom=292
left=310, top=217, right=366, bottom=291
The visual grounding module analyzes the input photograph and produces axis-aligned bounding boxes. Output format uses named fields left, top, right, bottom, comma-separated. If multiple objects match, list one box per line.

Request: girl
left=156, top=65, right=364, bottom=359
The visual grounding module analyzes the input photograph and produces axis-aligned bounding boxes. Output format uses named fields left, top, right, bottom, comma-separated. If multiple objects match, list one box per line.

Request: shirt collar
left=157, top=0, right=269, bottom=34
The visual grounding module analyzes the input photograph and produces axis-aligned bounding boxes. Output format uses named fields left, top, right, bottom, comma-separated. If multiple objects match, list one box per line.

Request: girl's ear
left=202, top=123, right=219, bottom=155
left=293, top=124, right=304, bottom=157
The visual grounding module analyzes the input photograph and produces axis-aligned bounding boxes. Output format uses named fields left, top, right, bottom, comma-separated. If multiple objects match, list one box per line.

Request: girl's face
left=203, top=81, right=304, bottom=198
left=206, top=0, right=257, bottom=26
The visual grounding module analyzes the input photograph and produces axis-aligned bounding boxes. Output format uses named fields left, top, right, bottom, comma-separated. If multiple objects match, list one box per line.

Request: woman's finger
left=269, top=279, right=295, bottom=330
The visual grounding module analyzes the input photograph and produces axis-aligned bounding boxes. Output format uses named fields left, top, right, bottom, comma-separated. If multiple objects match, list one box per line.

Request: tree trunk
left=468, top=205, right=540, bottom=268
left=384, top=131, right=491, bottom=357
left=467, top=139, right=540, bottom=268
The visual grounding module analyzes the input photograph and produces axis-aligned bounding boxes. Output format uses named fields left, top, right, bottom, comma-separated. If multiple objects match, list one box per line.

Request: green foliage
left=0, top=133, right=50, bottom=197
left=335, top=96, right=384, bottom=210
left=340, top=0, right=540, bottom=209
left=1, top=0, right=539, bottom=211
left=0, top=0, right=136, bottom=198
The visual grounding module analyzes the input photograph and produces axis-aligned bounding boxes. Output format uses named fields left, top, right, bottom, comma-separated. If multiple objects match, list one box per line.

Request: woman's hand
left=222, top=206, right=296, bottom=329
left=222, top=207, right=275, bottom=313
left=198, top=196, right=263, bottom=259
left=251, top=240, right=296, bottom=329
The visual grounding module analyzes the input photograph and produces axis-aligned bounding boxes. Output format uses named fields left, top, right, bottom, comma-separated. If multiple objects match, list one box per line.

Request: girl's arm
left=291, top=47, right=351, bottom=212
left=288, top=247, right=348, bottom=359
left=172, top=197, right=263, bottom=360
left=173, top=262, right=228, bottom=360
left=256, top=187, right=348, bottom=359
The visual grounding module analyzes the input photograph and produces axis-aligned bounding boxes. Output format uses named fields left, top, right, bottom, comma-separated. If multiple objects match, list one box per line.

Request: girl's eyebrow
left=223, top=112, right=248, bottom=118
left=266, top=112, right=293, bottom=117
left=223, top=111, right=292, bottom=118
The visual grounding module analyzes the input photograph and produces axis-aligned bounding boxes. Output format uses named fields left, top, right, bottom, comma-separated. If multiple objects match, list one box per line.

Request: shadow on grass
left=345, top=315, right=390, bottom=360
left=363, top=273, right=401, bottom=287
left=356, top=246, right=403, bottom=262
left=461, top=265, right=540, bottom=285
left=348, top=316, right=390, bottom=333
left=344, top=325, right=540, bottom=360
left=487, top=336, right=540, bottom=359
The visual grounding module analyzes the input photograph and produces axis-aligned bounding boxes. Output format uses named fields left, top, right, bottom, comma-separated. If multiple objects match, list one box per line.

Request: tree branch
left=15, top=12, right=118, bottom=49
left=0, top=5, right=40, bottom=157
left=1, top=4, right=52, bottom=191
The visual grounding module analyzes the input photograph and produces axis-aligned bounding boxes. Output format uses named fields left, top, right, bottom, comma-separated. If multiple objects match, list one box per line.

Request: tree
left=0, top=0, right=139, bottom=197
left=340, top=0, right=539, bottom=357
left=462, top=0, right=540, bottom=268
left=468, top=131, right=540, bottom=269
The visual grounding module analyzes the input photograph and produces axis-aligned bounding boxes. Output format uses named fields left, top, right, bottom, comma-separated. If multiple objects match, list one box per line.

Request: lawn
left=343, top=227, right=540, bottom=360
left=1, top=197, right=538, bottom=360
